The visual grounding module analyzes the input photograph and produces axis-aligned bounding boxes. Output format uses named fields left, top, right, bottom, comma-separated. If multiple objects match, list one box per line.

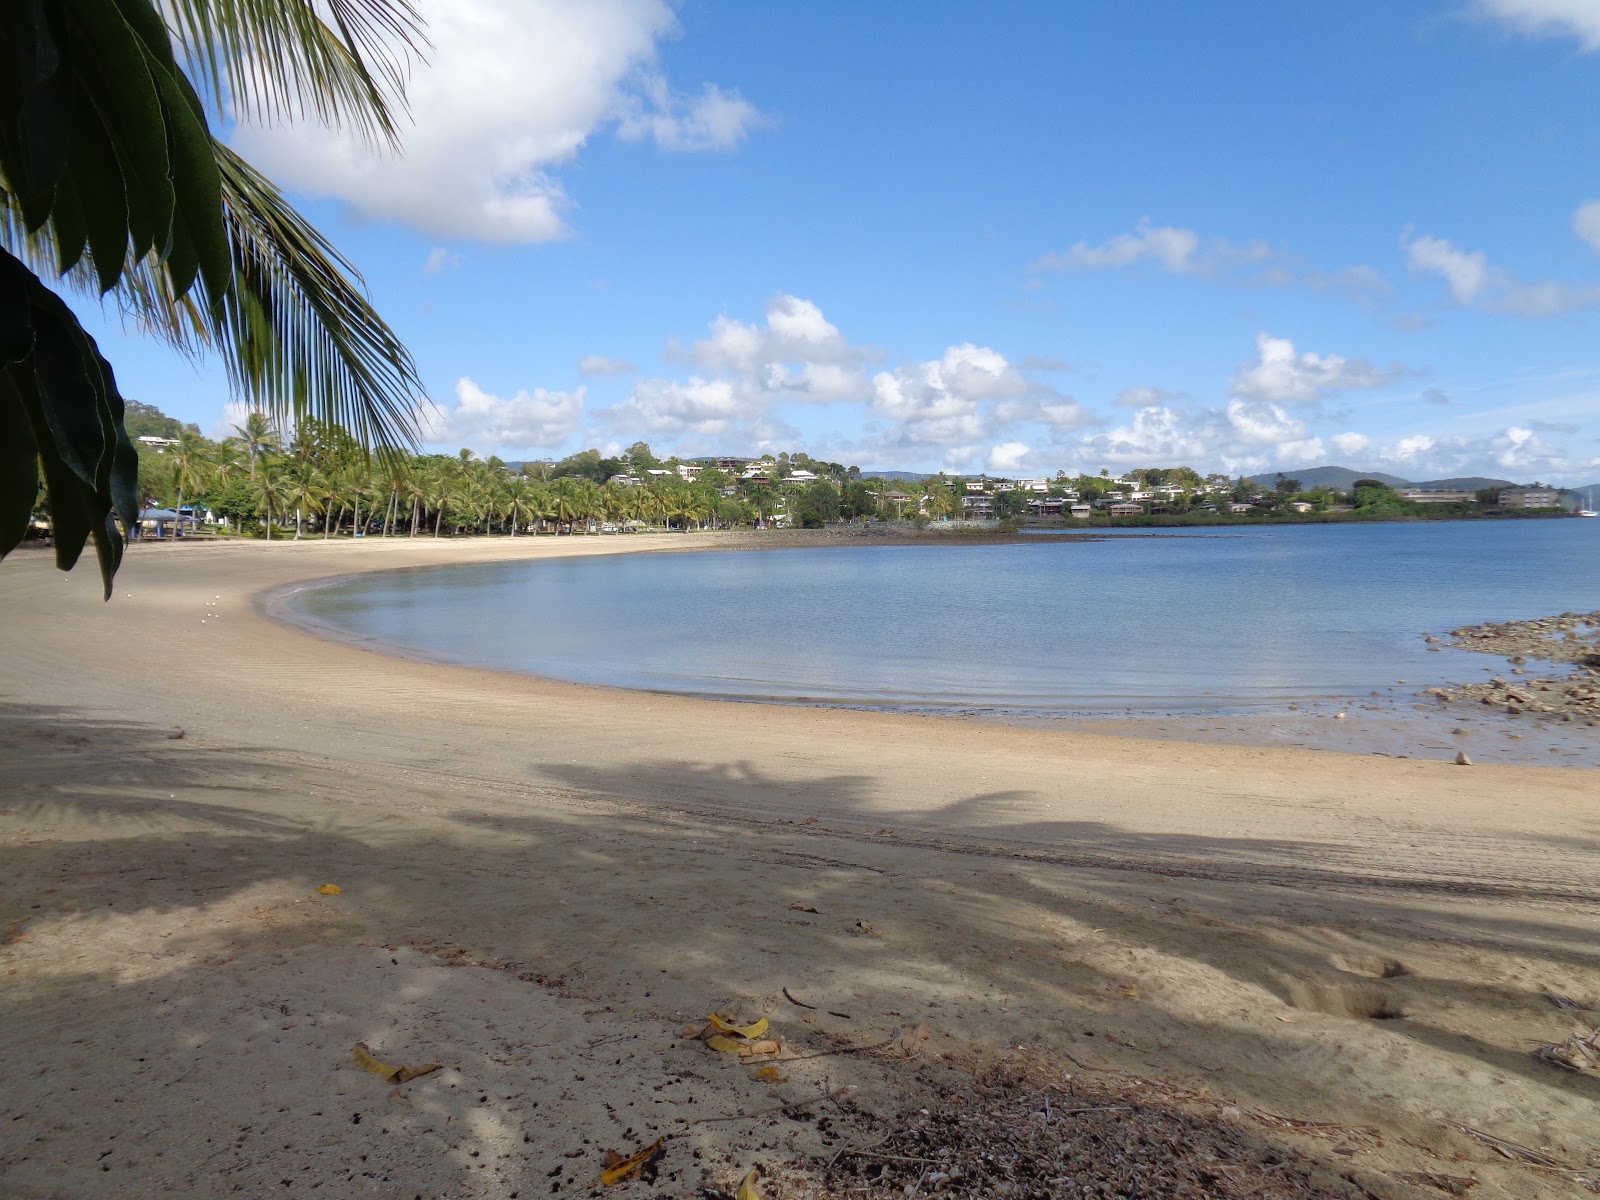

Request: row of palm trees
left=140, top=419, right=762, bottom=538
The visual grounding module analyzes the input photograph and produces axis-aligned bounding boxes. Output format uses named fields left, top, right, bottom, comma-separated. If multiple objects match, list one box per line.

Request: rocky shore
left=1427, top=610, right=1600, bottom=724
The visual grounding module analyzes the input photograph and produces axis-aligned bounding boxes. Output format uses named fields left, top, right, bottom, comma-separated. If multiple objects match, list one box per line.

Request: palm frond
left=159, top=0, right=428, bottom=147
left=213, top=142, right=421, bottom=462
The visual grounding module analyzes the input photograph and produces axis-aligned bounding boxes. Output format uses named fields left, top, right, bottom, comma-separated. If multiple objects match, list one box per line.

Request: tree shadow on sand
left=3, top=706, right=1600, bottom=1197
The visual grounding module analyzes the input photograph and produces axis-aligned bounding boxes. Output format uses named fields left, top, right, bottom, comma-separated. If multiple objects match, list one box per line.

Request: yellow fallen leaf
left=316, top=884, right=342, bottom=896
left=601, top=1137, right=664, bottom=1186
left=735, top=1167, right=762, bottom=1200
left=706, top=1034, right=747, bottom=1054
left=352, top=1042, right=401, bottom=1081
left=708, top=1013, right=769, bottom=1039
left=353, top=1043, right=440, bottom=1084
left=754, top=1066, right=786, bottom=1082
left=743, top=1038, right=781, bottom=1056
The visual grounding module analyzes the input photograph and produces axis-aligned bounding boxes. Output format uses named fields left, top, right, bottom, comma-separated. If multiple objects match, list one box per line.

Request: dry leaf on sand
left=315, top=884, right=342, bottom=896
left=900, top=1021, right=931, bottom=1054
left=708, top=1013, right=769, bottom=1039
left=735, top=1167, right=763, bottom=1200
left=600, top=1137, right=664, bottom=1185
left=351, top=1042, right=441, bottom=1084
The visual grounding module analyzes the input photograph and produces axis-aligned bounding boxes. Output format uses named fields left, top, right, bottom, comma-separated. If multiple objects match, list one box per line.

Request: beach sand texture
left=2, top=534, right=1598, bottom=1199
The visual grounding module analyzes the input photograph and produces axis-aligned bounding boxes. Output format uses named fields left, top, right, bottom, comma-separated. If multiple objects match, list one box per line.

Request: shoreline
left=255, top=529, right=1600, bottom=770
left=3, top=535, right=1599, bottom=1199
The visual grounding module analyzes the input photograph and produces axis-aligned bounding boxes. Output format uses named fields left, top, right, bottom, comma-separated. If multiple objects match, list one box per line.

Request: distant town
left=106, top=400, right=1589, bottom=539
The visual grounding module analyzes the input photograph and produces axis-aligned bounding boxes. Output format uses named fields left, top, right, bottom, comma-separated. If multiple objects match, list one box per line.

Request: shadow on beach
left=3, top=702, right=1600, bottom=1198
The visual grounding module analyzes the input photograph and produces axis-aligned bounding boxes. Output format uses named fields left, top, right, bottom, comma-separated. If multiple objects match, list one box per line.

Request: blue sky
left=80, top=0, right=1600, bottom=482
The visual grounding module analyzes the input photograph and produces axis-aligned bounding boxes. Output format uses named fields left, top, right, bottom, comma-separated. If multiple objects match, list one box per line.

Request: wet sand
left=2, top=534, right=1598, bottom=1199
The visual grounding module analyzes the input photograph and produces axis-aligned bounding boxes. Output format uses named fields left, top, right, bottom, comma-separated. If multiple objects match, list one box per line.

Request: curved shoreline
left=256, top=532, right=1600, bottom=768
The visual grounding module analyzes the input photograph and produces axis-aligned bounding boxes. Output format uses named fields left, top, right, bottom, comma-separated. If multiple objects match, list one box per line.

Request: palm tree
left=1, top=2, right=427, bottom=595
left=233, top=413, right=283, bottom=479
left=281, top=459, right=327, bottom=539
left=251, top=461, right=293, bottom=540
left=168, top=430, right=214, bottom=539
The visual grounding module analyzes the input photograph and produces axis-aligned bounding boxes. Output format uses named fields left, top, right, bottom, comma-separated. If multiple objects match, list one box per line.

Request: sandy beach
left=3, top=533, right=1598, bottom=1199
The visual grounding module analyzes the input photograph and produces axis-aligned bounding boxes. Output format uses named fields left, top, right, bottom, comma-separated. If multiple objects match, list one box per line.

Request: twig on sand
left=690, top=1085, right=850, bottom=1124
left=1458, top=1124, right=1600, bottom=1191
left=783, top=986, right=817, bottom=1010
left=754, top=1034, right=900, bottom=1063
left=1459, top=1125, right=1566, bottom=1170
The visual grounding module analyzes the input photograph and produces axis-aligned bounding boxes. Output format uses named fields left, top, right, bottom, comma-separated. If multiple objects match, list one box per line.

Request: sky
left=74, top=0, right=1600, bottom=483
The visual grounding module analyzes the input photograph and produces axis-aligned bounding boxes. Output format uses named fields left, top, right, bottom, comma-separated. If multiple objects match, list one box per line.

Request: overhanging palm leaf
left=0, top=0, right=428, bottom=594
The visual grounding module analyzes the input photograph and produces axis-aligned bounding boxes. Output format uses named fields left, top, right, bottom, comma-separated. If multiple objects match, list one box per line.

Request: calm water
left=288, top=521, right=1600, bottom=717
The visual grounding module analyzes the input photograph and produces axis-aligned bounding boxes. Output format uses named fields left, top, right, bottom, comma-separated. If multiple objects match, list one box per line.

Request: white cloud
left=1474, top=0, right=1600, bottom=51
left=1068, top=399, right=1323, bottom=475
left=1403, top=226, right=1600, bottom=316
left=1331, top=432, right=1371, bottom=455
left=1032, top=217, right=1272, bottom=276
left=986, top=442, right=1034, bottom=474
left=423, top=377, right=586, bottom=451
left=1574, top=200, right=1600, bottom=253
left=1403, top=234, right=1488, bottom=303
left=1228, top=333, right=1404, bottom=405
left=600, top=376, right=744, bottom=439
left=578, top=355, right=637, bottom=377
left=423, top=247, right=462, bottom=275
left=615, top=76, right=767, bottom=151
left=689, top=295, right=872, bottom=401
left=871, top=343, right=1036, bottom=447
left=232, top=0, right=766, bottom=243
left=1115, top=385, right=1183, bottom=408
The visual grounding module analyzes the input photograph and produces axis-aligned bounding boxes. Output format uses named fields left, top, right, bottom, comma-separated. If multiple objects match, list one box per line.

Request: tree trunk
left=409, top=497, right=419, bottom=537
left=173, top=486, right=184, bottom=540
left=434, top=507, right=443, bottom=537
left=265, top=500, right=272, bottom=540
left=352, top=497, right=362, bottom=539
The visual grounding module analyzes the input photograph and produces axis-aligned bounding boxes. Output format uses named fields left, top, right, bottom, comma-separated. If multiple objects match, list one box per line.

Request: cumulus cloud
left=578, top=355, right=637, bottom=377
left=1403, top=225, right=1600, bottom=316
left=1228, top=333, right=1406, bottom=405
left=1474, top=0, right=1600, bottom=51
left=232, top=0, right=766, bottom=243
left=1031, top=217, right=1269, bottom=276
left=871, top=344, right=1039, bottom=447
left=599, top=376, right=746, bottom=439
left=1331, top=432, right=1371, bottom=455
left=1068, top=399, right=1323, bottom=475
left=688, top=295, right=873, bottom=401
left=423, top=377, right=586, bottom=451
left=986, top=442, right=1035, bottom=474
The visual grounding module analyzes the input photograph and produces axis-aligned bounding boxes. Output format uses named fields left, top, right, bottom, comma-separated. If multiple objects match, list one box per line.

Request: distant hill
left=1409, top=476, right=1516, bottom=491
left=1244, top=467, right=1529, bottom=492
left=1244, top=466, right=1409, bottom=490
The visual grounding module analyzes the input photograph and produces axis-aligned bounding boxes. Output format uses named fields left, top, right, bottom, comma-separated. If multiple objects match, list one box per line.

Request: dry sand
left=2, top=533, right=1598, bottom=1199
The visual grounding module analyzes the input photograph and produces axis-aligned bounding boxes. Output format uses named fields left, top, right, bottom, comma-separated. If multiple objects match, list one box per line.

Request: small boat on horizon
left=1577, top=487, right=1597, bottom=518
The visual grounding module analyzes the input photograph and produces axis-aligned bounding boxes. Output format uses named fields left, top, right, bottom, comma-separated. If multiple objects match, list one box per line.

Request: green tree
left=2, top=1, right=427, bottom=594
left=792, top=480, right=840, bottom=528
left=167, top=429, right=214, bottom=537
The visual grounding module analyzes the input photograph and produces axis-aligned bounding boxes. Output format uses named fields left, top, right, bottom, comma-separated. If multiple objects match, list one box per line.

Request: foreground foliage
left=1, top=0, right=426, bottom=595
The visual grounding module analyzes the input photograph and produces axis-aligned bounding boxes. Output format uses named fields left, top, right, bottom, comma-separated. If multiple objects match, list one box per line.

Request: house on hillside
left=1106, top=502, right=1143, bottom=517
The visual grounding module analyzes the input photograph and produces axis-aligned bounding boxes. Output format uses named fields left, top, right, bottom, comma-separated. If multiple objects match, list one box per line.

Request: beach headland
left=3, top=534, right=1598, bottom=1199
